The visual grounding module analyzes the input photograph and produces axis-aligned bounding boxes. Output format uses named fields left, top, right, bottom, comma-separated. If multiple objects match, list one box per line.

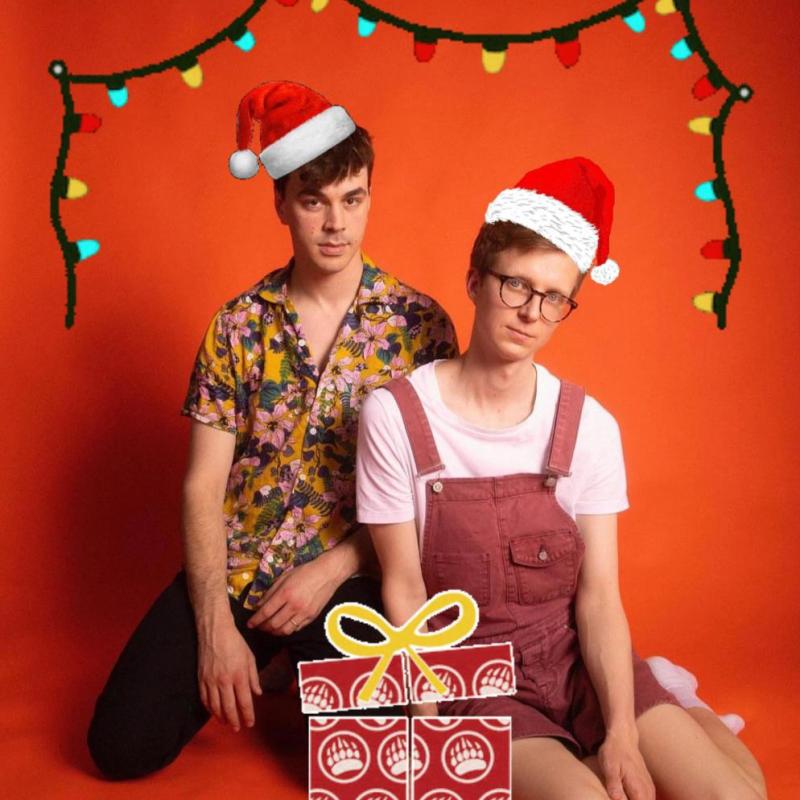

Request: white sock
left=646, top=655, right=745, bottom=735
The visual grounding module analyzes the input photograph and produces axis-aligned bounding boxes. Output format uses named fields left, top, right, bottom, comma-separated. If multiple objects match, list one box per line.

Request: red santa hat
left=484, top=157, right=620, bottom=285
left=229, top=81, right=356, bottom=180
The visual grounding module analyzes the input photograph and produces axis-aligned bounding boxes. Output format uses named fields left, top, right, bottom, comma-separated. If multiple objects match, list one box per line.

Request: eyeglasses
left=485, top=268, right=578, bottom=323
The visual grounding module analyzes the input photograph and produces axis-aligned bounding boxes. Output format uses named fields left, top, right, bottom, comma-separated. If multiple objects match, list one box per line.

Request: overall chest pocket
left=430, top=552, right=491, bottom=607
left=509, top=530, right=579, bottom=605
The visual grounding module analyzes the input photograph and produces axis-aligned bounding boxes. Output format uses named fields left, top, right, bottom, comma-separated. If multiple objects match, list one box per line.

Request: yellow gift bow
left=325, top=589, right=478, bottom=705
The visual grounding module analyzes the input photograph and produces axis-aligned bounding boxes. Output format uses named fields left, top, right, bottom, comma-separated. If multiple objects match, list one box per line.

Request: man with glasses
left=356, top=158, right=765, bottom=800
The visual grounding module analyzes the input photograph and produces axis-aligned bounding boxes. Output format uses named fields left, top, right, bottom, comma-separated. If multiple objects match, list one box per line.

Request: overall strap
left=545, top=381, right=586, bottom=484
left=382, top=377, right=444, bottom=477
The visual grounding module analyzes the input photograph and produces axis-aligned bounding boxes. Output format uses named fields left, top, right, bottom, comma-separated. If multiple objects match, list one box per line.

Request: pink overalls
left=384, top=376, right=678, bottom=757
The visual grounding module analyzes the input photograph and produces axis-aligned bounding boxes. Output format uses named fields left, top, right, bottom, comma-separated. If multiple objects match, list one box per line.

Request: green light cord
left=49, top=0, right=752, bottom=329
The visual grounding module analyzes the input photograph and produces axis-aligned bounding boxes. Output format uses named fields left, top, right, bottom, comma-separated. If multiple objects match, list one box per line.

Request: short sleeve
left=356, top=389, right=416, bottom=524
left=572, top=402, right=629, bottom=515
left=181, top=309, right=238, bottom=433
left=411, top=301, right=459, bottom=368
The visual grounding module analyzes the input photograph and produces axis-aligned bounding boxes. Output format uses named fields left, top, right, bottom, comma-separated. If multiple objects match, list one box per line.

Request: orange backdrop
left=3, top=0, right=799, bottom=796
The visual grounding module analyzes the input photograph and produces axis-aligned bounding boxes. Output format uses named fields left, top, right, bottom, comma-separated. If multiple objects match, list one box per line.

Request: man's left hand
left=246, top=557, right=340, bottom=635
left=597, top=728, right=655, bottom=800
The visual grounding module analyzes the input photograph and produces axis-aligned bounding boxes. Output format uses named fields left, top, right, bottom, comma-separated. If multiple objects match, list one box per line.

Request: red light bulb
left=700, top=240, right=729, bottom=259
left=555, top=38, right=581, bottom=69
left=414, top=38, right=437, bottom=63
left=692, top=74, right=721, bottom=100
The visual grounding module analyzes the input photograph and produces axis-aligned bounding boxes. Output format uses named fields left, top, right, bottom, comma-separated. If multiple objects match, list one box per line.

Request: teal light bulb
left=670, top=37, right=693, bottom=60
left=358, top=16, right=377, bottom=37
left=76, top=239, right=100, bottom=261
left=694, top=181, right=717, bottom=202
left=107, top=84, right=128, bottom=108
left=234, top=30, right=255, bottom=52
left=623, top=10, right=646, bottom=33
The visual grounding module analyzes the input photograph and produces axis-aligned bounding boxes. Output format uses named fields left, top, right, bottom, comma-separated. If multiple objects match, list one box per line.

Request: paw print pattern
left=442, top=732, right=494, bottom=783
left=320, top=734, right=368, bottom=781
left=302, top=678, right=342, bottom=714
left=382, top=733, right=408, bottom=777
left=416, top=666, right=463, bottom=702
left=350, top=672, right=402, bottom=708
left=449, top=737, right=488, bottom=777
left=355, top=791, right=401, bottom=800
left=309, top=791, right=338, bottom=800
left=418, top=791, right=464, bottom=800
left=478, top=717, right=511, bottom=732
left=417, top=717, right=462, bottom=731
left=476, top=663, right=513, bottom=697
left=377, top=731, right=413, bottom=784
left=410, top=735, right=424, bottom=775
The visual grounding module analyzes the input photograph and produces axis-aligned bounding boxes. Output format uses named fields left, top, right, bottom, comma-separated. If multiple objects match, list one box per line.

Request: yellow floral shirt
left=182, top=257, right=458, bottom=608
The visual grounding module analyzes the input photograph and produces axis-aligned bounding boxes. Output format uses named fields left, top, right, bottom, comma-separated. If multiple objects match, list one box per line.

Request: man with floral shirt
left=87, top=81, right=457, bottom=780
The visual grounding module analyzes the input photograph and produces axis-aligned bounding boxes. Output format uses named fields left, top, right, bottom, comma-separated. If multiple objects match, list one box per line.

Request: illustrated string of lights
left=50, top=0, right=751, bottom=329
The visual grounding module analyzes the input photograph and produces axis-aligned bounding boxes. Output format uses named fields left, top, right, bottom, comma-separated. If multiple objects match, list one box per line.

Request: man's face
left=275, top=166, right=371, bottom=275
left=467, top=246, right=581, bottom=363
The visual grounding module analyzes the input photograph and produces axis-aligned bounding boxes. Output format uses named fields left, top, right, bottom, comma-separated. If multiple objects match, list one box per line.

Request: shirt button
left=310, top=427, right=317, bottom=435
left=538, top=549, right=549, bottom=562
left=432, top=481, right=443, bottom=493
left=241, top=572, right=250, bottom=581
left=298, top=338, right=306, bottom=347
left=227, top=585, right=234, bottom=594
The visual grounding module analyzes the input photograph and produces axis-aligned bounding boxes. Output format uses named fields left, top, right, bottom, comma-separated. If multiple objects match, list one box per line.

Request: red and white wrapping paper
left=299, top=644, right=514, bottom=713
left=411, top=717, right=512, bottom=800
left=308, top=716, right=409, bottom=800
left=308, top=716, right=511, bottom=800
left=299, top=654, right=407, bottom=713
left=406, top=644, right=515, bottom=705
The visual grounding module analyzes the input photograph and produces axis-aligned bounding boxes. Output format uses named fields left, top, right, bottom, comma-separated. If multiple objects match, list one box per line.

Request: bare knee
left=710, top=788, right=765, bottom=800
left=511, top=736, right=611, bottom=800
left=512, top=782, right=607, bottom=800
left=677, top=778, right=765, bottom=800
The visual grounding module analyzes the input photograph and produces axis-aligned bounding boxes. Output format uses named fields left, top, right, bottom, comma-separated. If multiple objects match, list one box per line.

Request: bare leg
left=686, top=707, right=767, bottom=798
left=636, top=704, right=766, bottom=800
left=511, top=737, right=608, bottom=800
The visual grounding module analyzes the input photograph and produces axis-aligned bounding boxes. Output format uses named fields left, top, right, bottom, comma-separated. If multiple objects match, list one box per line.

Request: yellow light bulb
left=688, top=117, right=713, bottom=135
left=692, top=292, right=716, bottom=313
left=655, top=0, right=677, bottom=14
left=482, top=48, right=506, bottom=74
left=311, top=0, right=329, bottom=11
left=66, top=178, right=88, bottom=199
left=180, top=63, right=203, bottom=89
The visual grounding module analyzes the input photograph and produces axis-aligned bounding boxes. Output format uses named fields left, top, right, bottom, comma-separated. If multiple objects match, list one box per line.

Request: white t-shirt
left=356, top=361, right=628, bottom=545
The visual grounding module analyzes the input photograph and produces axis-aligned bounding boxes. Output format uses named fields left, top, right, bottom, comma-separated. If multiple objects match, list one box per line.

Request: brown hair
left=273, top=126, right=374, bottom=196
left=469, top=221, right=586, bottom=298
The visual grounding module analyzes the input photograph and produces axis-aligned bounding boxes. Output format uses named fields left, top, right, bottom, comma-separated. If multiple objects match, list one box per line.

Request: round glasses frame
left=485, top=268, right=579, bottom=323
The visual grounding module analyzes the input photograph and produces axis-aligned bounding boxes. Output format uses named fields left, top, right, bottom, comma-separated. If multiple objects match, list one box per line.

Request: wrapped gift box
left=406, top=643, right=515, bottom=704
left=304, top=591, right=515, bottom=798
left=299, top=643, right=514, bottom=713
left=308, top=716, right=409, bottom=800
left=299, top=654, right=408, bottom=713
left=411, top=717, right=511, bottom=800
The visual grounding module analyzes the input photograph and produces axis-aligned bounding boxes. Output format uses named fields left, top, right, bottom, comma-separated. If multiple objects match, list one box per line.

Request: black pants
left=87, top=571, right=389, bottom=780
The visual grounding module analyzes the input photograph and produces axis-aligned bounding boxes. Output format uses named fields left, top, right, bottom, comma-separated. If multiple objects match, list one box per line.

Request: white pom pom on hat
left=485, top=157, right=621, bottom=285
left=590, top=258, right=620, bottom=285
left=229, top=81, right=356, bottom=180
left=229, top=149, right=259, bottom=180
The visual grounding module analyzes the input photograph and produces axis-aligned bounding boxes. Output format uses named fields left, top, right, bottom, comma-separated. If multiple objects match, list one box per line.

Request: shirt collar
left=256, top=253, right=398, bottom=308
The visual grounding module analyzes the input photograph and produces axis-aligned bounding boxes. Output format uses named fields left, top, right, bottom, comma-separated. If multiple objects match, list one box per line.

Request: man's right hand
left=197, top=619, right=262, bottom=732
